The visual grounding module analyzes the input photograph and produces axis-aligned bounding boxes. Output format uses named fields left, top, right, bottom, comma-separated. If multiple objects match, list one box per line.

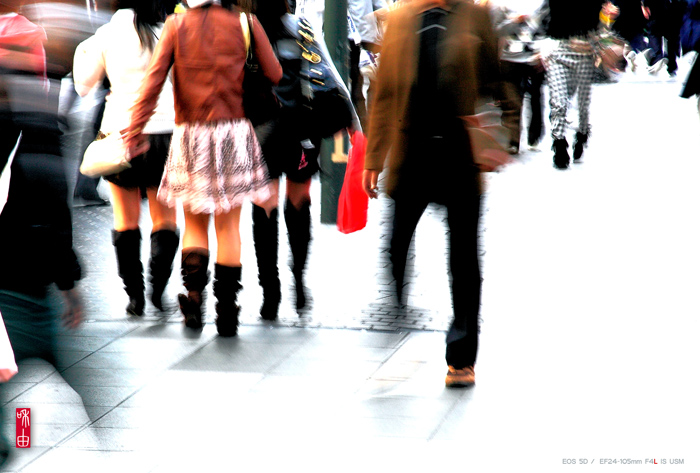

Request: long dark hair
left=229, top=0, right=289, bottom=38
left=254, top=0, right=289, bottom=36
left=113, top=0, right=177, bottom=51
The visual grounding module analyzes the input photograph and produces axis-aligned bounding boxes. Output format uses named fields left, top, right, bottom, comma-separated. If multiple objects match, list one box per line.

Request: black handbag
left=295, top=17, right=354, bottom=140
left=240, top=13, right=280, bottom=127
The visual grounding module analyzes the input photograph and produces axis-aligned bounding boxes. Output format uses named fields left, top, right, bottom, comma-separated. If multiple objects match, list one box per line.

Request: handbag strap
left=240, top=12, right=257, bottom=69
left=240, top=12, right=250, bottom=53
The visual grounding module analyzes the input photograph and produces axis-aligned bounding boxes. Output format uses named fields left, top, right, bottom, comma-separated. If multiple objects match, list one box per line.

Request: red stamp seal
left=16, top=408, right=30, bottom=448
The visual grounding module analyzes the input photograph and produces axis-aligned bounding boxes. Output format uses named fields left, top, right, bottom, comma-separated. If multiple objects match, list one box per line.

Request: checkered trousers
left=546, top=42, right=596, bottom=140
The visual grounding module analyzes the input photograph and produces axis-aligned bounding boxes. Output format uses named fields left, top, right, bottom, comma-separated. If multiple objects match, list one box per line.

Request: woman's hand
left=60, top=287, right=84, bottom=330
left=121, top=127, right=150, bottom=160
left=0, top=368, right=17, bottom=383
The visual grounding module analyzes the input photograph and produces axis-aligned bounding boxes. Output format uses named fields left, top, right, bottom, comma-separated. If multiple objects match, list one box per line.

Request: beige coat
left=364, top=0, right=500, bottom=197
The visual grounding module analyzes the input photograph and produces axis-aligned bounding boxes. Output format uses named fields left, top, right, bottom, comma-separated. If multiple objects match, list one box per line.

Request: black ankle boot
left=213, top=264, right=242, bottom=337
left=552, top=138, right=570, bottom=169
left=113, top=229, right=145, bottom=316
left=284, top=200, right=311, bottom=312
left=573, top=132, right=588, bottom=162
left=253, top=205, right=281, bottom=320
left=179, top=248, right=209, bottom=329
left=149, top=229, right=180, bottom=311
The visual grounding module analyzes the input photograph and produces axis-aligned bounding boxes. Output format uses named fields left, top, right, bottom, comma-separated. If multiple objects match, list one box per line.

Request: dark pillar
left=320, top=0, right=349, bottom=224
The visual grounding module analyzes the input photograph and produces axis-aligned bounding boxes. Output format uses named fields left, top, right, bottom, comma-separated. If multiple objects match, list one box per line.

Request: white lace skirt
left=158, top=119, right=274, bottom=214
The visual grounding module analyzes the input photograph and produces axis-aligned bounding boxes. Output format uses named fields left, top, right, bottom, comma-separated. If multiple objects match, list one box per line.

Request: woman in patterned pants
left=543, top=0, right=619, bottom=169
left=546, top=40, right=597, bottom=169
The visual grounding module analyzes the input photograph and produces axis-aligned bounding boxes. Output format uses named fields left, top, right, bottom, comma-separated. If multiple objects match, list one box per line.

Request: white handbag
left=79, top=132, right=132, bottom=178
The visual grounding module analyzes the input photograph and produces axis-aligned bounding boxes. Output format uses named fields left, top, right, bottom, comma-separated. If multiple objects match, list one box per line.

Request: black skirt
left=103, top=133, right=172, bottom=189
left=255, top=115, right=321, bottom=183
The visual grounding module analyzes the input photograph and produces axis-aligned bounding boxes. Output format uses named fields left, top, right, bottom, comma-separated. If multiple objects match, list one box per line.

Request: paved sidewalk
left=2, top=82, right=474, bottom=473
left=3, top=324, right=474, bottom=472
left=68, top=189, right=458, bottom=333
left=2, top=64, right=700, bottom=471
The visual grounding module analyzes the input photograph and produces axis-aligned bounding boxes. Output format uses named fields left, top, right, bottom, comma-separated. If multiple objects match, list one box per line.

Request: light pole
left=320, top=0, right=349, bottom=224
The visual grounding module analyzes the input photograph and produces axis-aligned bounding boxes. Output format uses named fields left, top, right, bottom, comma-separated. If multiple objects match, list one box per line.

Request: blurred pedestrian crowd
left=1, top=0, right=700, bottom=464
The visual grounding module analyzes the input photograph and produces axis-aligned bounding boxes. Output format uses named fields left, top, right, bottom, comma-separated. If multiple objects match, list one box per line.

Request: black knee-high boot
left=149, top=229, right=180, bottom=311
left=178, top=248, right=209, bottom=329
left=113, top=229, right=145, bottom=316
left=252, top=205, right=280, bottom=320
left=213, top=264, right=241, bottom=337
left=284, top=199, right=311, bottom=311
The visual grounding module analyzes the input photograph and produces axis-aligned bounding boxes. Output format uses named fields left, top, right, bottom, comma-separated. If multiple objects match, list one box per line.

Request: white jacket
left=73, top=9, right=175, bottom=135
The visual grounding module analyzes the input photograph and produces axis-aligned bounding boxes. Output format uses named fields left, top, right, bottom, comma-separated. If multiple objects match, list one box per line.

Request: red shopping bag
left=337, top=130, right=368, bottom=234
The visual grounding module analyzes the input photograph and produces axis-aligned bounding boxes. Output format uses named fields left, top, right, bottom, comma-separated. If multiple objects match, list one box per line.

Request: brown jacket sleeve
left=251, top=15, right=283, bottom=85
left=364, top=8, right=403, bottom=172
left=129, top=16, right=175, bottom=133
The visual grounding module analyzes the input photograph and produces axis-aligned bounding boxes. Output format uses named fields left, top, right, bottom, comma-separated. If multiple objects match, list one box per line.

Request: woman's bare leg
left=146, top=188, right=177, bottom=232
left=110, top=183, right=141, bottom=231
left=213, top=207, right=242, bottom=266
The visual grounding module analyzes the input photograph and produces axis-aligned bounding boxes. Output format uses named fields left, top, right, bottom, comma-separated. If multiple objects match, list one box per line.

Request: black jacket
left=0, top=73, right=81, bottom=298
left=612, top=0, right=647, bottom=42
left=545, top=0, right=606, bottom=39
left=268, top=14, right=304, bottom=111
